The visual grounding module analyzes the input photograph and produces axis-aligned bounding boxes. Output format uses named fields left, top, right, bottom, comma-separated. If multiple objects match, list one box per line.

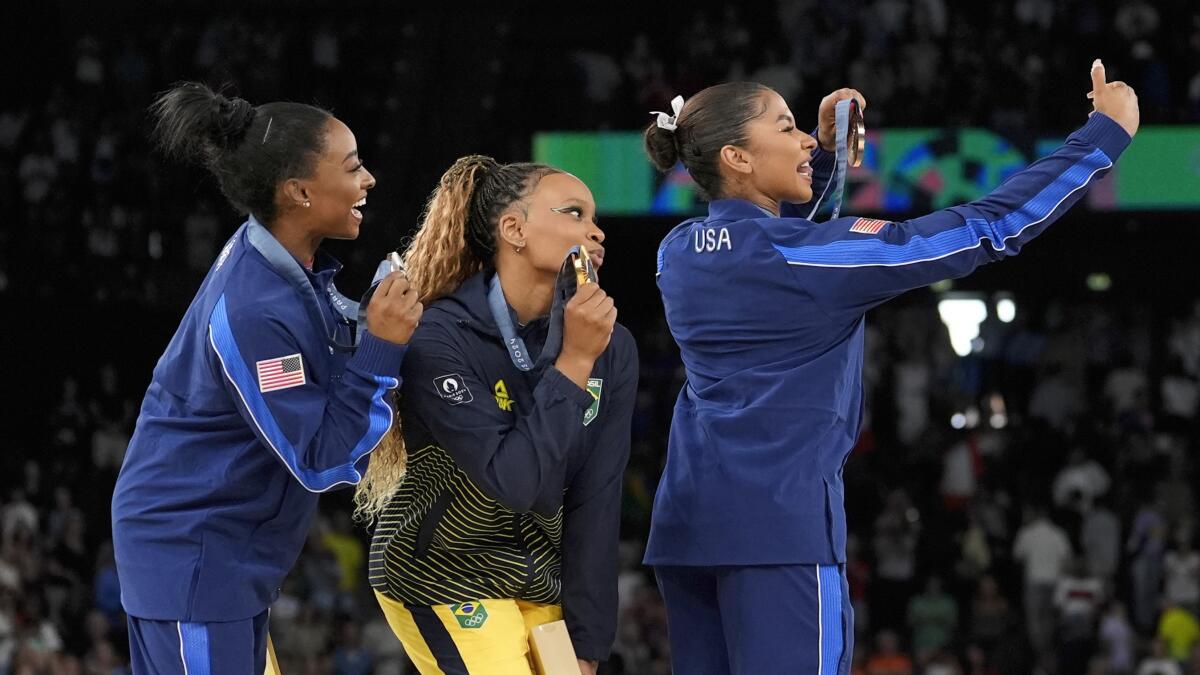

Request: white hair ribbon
left=650, top=95, right=685, bottom=131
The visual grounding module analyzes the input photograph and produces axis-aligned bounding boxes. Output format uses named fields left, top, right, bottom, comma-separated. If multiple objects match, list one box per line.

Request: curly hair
left=353, top=154, right=560, bottom=524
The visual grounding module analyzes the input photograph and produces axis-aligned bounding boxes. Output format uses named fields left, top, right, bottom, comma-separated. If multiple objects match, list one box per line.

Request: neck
left=744, top=193, right=780, bottom=216
left=723, top=187, right=779, bottom=216
left=269, top=221, right=323, bottom=265
left=495, top=260, right=554, bottom=324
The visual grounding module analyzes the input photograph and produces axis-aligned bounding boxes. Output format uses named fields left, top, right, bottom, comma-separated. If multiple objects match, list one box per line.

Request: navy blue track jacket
left=369, top=270, right=638, bottom=661
left=646, top=113, right=1131, bottom=567
left=112, top=218, right=406, bottom=621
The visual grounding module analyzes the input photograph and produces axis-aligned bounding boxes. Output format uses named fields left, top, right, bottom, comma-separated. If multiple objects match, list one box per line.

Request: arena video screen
left=534, top=126, right=1200, bottom=216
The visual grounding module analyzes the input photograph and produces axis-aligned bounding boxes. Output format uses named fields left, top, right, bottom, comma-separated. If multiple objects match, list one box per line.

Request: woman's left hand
left=817, top=88, right=867, bottom=152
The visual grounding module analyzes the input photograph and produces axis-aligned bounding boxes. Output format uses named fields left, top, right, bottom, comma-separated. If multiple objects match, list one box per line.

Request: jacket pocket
left=415, top=489, right=453, bottom=557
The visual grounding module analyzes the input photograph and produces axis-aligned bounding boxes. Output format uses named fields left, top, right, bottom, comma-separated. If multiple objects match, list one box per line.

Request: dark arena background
left=3, top=1, right=1200, bottom=673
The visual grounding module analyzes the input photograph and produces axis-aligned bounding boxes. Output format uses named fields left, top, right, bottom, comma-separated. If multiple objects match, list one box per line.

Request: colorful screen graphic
left=532, top=126, right=1200, bottom=216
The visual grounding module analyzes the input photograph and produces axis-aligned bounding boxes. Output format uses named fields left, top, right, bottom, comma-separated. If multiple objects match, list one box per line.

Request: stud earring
left=303, top=200, right=311, bottom=208
left=514, top=241, right=525, bottom=253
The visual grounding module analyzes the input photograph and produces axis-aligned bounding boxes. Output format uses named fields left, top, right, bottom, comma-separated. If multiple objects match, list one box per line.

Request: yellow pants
left=264, top=635, right=281, bottom=675
left=375, top=591, right=562, bottom=675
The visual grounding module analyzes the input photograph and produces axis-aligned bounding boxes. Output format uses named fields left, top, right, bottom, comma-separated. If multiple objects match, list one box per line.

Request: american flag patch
left=256, top=354, right=306, bottom=393
left=849, top=218, right=889, bottom=235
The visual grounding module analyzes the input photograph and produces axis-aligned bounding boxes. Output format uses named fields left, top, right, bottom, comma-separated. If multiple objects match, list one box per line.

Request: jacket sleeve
left=398, top=323, right=596, bottom=515
left=772, top=113, right=1131, bottom=319
left=207, top=294, right=405, bottom=492
left=558, top=329, right=638, bottom=662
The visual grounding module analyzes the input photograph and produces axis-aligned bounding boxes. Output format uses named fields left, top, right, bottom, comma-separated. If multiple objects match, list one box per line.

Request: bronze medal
left=848, top=100, right=865, bottom=168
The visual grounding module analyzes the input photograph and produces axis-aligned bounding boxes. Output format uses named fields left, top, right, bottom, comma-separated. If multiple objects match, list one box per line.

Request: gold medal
left=848, top=100, right=865, bottom=168
left=571, top=251, right=596, bottom=286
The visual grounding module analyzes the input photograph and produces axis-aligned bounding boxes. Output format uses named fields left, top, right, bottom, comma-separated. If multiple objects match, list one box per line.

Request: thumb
left=1090, top=58, right=1107, bottom=96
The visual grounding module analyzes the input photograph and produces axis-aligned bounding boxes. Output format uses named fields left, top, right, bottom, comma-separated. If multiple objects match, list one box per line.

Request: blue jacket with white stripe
left=112, top=217, right=406, bottom=621
left=645, top=113, right=1131, bottom=567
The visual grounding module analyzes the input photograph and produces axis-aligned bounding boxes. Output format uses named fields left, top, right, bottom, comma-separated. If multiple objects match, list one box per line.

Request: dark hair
left=464, top=158, right=562, bottom=260
left=149, top=82, right=332, bottom=225
left=643, top=82, right=771, bottom=200
left=403, top=155, right=560, bottom=305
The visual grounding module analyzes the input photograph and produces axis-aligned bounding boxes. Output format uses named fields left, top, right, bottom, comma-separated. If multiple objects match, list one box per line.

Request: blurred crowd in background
left=3, top=1, right=1200, bottom=673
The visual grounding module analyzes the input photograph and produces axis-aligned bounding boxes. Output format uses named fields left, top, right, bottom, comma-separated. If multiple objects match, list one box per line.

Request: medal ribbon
left=825, top=98, right=854, bottom=221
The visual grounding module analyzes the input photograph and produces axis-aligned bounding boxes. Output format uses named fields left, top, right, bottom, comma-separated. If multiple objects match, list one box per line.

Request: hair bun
left=211, top=95, right=256, bottom=149
left=643, top=122, right=680, bottom=173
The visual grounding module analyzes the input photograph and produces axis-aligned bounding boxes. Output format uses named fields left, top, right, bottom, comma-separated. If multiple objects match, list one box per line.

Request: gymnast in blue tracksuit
left=111, top=83, right=422, bottom=674
left=641, top=62, right=1139, bottom=674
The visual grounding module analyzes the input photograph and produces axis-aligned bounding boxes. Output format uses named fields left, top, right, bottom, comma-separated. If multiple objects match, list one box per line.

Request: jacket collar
left=243, top=216, right=342, bottom=336
left=436, top=270, right=499, bottom=335
left=707, top=198, right=778, bottom=222
left=432, top=267, right=574, bottom=368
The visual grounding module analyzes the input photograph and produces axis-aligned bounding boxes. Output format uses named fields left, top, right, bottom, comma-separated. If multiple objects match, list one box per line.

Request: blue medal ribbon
left=826, top=98, right=854, bottom=221
left=489, top=274, right=535, bottom=371
left=489, top=246, right=586, bottom=371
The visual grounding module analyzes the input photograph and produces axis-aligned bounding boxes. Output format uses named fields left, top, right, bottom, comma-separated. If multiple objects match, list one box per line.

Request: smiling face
left=501, top=172, right=605, bottom=277
left=291, top=117, right=376, bottom=240
left=721, top=89, right=819, bottom=207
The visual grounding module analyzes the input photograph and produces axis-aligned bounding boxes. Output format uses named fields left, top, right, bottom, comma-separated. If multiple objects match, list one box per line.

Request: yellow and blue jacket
left=369, top=269, right=638, bottom=662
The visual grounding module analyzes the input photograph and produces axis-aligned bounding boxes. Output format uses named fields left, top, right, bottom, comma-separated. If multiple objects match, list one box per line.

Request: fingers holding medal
left=818, top=88, right=868, bottom=165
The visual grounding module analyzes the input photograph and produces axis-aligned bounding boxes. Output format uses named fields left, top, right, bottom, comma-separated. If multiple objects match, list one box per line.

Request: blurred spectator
left=1156, top=600, right=1200, bottom=664
left=1083, top=498, right=1123, bottom=592
left=941, top=434, right=981, bottom=511
left=867, top=629, right=914, bottom=675
left=968, top=576, right=1011, bottom=653
left=1, top=492, right=37, bottom=546
left=1128, top=495, right=1169, bottom=631
left=1055, top=557, right=1105, bottom=675
left=848, top=535, right=873, bottom=638
left=1013, top=505, right=1072, bottom=653
left=1165, top=528, right=1200, bottom=613
left=332, top=622, right=373, bottom=675
left=874, top=490, right=921, bottom=632
left=360, top=613, right=409, bottom=675
left=1100, top=602, right=1136, bottom=675
left=321, top=512, right=365, bottom=595
left=1136, top=638, right=1184, bottom=675
left=1053, top=447, right=1111, bottom=512
left=907, top=576, right=958, bottom=660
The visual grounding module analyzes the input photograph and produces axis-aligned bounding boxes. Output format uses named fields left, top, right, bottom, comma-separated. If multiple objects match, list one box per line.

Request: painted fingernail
left=1092, top=58, right=1102, bottom=69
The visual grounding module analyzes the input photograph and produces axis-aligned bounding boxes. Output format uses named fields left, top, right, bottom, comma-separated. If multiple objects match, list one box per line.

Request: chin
left=330, top=224, right=361, bottom=241
left=788, top=189, right=814, bottom=204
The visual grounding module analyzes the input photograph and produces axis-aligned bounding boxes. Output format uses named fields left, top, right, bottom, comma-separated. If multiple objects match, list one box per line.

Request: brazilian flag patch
left=583, top=378, right=603, bottom=426
left=450, top=601, right=488, bottom=629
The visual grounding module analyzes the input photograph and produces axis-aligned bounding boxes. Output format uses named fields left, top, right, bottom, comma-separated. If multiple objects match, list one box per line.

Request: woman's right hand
left=367, top=272, right=423, bottom=345
left=556, top=283, right=616, bottom=390
left=1089, top=58, right=1139, bottom=138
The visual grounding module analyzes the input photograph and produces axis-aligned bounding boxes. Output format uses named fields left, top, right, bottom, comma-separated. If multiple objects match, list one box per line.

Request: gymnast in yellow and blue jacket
left=357, top=155, right=637, bottom=675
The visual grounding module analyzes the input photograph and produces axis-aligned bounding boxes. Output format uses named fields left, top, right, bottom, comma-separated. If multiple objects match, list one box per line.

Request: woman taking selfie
left=644, top=62, right=1137, bottom=673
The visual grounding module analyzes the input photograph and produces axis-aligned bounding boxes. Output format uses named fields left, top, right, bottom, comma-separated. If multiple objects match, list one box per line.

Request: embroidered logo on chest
left=494, top=379, right=515, bottom=412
